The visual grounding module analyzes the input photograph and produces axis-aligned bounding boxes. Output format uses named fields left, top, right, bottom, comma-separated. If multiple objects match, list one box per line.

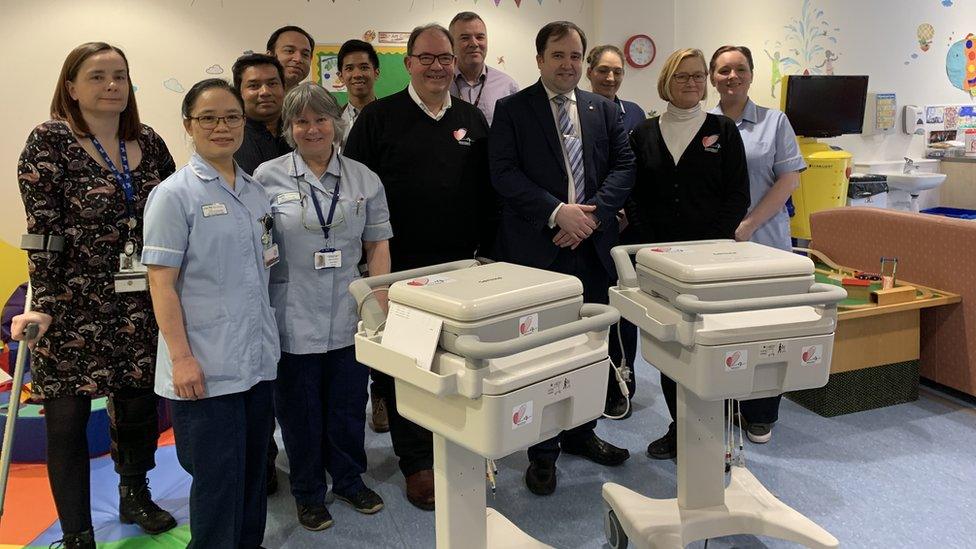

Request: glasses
left=188, top=114, right=245, bottom=130
left=410, top=53, right=455, bottom=66
left=672, top=72, right=707, bottom=83
left=299, top=194, right=345, bottom=232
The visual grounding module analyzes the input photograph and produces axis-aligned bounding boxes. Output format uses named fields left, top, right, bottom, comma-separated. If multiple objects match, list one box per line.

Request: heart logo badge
left=453, top=128, right=467, bottom=141
left=702, top=134, right=719, bottom=148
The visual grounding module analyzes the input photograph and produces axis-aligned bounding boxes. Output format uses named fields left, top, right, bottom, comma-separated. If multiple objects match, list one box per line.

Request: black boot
left=51, top=528, right=95, bottom=549
left=119, top=480, right=177, bottom=534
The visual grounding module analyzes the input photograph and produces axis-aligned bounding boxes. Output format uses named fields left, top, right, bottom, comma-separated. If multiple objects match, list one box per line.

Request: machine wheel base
left=602, top=466, right=839, bottom=548
left=604, top=507, right=629, bottom=549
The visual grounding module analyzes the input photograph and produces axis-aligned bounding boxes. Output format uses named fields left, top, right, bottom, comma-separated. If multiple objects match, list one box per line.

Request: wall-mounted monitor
left=783, top=75, right=870, bottom=138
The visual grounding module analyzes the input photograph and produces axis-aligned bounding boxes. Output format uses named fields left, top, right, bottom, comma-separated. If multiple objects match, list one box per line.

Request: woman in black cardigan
left=626, top=48, right=750, bottom=460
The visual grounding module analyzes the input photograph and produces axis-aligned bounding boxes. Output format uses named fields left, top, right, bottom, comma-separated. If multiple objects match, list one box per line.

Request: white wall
left=593, top=0, right=675, bottom=117
left=0, top=0, right=596, bottom=245
left=4, top=0, right=974, bottom=247
left=672, top=0, right=976, bottom=162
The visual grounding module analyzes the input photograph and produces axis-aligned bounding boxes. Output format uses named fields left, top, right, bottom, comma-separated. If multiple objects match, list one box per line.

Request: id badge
left=115, top=250, right=149, bottom=293
left=264, top=243, right=280, bottom=268
left=314, top=248, right=341, bottom=270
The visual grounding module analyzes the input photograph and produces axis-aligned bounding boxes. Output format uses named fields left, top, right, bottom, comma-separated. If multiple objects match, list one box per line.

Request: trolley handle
left=611, top=240, right=735, bottom=289
left=453, top=303, right=619, bottom=360
left=673, top=283, right=848, bottom=315
left=349, top=260, right=479, bottom=331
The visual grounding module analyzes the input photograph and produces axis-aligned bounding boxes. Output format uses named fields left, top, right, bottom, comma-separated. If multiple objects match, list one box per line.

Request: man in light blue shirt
left=449, top=11, right=519, bottom=125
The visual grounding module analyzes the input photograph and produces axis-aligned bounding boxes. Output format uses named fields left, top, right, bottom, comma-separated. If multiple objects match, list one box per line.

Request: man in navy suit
left=489, top=21, right=635, bottom=496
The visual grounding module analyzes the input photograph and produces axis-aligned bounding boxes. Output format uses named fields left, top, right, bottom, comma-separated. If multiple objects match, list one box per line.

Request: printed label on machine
left=648, top=246, right=690, bottom=254
left=724, top=350, right=748, bottom=372
left=511, top=401, right=533, bottom=430
left=518, top=313, right=539, bottom=337
left=801, top=344, right=823, bottom=366
left=759, top=342, right=788, bottom=358
left=406, top=274, right=456, bottom=287
left=546, top=377, right=571, bottom=396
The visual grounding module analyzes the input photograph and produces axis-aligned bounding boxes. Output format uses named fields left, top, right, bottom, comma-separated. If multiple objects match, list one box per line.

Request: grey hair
left=280, top=82, right=347, bottom=148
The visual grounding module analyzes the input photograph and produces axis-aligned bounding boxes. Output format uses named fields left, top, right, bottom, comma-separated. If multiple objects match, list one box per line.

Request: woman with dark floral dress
left=11, top=42, right=176, bottom=548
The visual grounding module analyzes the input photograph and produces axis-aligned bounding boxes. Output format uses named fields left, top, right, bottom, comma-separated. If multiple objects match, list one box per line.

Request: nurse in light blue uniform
left=709, top=45, right=806, bottom=252
left=709, top=45, right=806, bottom=443
left=142, top=78, right=279, bottom=549
left=252, top=82, right=392, bottom=531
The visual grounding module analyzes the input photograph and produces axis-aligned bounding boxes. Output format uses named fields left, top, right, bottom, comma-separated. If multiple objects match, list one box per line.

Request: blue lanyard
left=90, top=136, right=135, bottom=219
left=294, top=152, right=341, bottom=240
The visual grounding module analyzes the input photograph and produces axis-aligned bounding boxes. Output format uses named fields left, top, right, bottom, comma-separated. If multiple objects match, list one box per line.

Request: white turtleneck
left=660, top=102, right=706, bottom=163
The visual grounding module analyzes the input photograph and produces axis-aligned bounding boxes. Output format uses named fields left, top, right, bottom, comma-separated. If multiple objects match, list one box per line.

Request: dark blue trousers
left=661, top=377, right=781, bottom=424
left=170, top=381, right=274, bottom=549
left=739, top=395, right=782, bottom=424
left=527, top=241, right=607, bottom=464
left=274, top=346, right=369, bottom=503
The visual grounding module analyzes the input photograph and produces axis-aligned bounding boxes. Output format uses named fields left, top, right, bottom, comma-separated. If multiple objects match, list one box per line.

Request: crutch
left=0, top=283, right=38, bottom=517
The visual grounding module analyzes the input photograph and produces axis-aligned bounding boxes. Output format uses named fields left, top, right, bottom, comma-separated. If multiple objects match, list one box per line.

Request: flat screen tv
left=783, top=75, right=869, bottom=138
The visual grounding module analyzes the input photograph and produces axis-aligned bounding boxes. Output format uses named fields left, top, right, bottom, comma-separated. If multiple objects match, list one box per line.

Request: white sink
left=883, top=172, right=947, bottom=193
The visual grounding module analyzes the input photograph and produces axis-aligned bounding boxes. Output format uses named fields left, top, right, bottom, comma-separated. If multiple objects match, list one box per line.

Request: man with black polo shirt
left=266, top=25, right=315, bottom=91
left=344, top=23, right=497, bottom=512
left=232, top=54, right=291, bottom=176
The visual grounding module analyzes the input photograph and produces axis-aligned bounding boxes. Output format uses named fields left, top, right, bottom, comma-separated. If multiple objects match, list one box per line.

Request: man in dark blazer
left=489, top=20, right=636, bottom=496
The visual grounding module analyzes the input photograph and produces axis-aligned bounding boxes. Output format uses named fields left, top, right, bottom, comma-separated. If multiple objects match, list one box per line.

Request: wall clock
left=624, top=34, right=656, bottom=69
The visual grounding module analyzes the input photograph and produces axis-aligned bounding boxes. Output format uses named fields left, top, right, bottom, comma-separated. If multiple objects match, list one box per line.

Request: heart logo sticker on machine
left=801, top=345, right=823, bottom=365
left=518, top=313, right=539, bottom=337
left=511, top=401, right=533, bottom=429
left=724, top=350, right=747, bottom=372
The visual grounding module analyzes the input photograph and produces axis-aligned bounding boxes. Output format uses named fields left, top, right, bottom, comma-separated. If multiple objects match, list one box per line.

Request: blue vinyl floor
left=261, top=354, right=976, bottom=549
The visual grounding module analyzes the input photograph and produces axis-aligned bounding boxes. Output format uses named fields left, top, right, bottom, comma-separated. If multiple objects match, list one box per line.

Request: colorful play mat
left=0, top=428, right=191, bottom=548
left=0, top=375, right=188, bottom=547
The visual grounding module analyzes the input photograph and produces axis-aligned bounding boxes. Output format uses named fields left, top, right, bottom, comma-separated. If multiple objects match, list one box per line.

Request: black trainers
left=646, top=422, right=677, bottom=460
left=746, top=422, right=772, bottom=444
left=336, top=487, right=384, bottom=514
left=733, top=413, right=773, bottom=444
left=297, top=503, right=334, bottom=531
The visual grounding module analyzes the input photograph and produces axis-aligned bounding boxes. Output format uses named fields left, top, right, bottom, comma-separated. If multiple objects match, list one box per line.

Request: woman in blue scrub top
left=252, top=82, right=392, bottom=531
left=708, top=45, right=806, bottom=444
left=585, top=44, right=647, bottom=134
left=142, top=78, right=280, bottom=549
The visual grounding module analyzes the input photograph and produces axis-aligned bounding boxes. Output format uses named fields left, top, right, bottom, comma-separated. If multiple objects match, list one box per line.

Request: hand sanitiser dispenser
left=603, top=241, right=846, bottom=549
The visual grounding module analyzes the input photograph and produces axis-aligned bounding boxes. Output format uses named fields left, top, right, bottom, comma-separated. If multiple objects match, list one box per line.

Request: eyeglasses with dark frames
left=409, top=53, right=456, bottom=66
left=188, top=114, right=245, bottom=130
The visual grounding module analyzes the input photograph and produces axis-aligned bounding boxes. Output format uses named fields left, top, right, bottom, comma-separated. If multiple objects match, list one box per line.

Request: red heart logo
left=702, top=134, right=719, bottom=148
left=407, top=277, right=428, bottom=286
left=453, top=128, right=467, bottom=141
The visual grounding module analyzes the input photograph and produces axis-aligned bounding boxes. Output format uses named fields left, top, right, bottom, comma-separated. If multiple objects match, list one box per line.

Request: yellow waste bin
left=790, top=138, right=852, bottom=240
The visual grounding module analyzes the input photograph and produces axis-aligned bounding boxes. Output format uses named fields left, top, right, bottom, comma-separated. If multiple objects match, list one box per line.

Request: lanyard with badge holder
left=292, top=151, right=343, bottom=270
left=90, top=136, right=148, bottom=293
left=452, top=74, right=486, bottom=108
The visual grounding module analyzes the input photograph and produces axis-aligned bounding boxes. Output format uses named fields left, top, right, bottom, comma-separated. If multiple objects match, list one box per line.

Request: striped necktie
left=553, top=94, right=586, bottom=204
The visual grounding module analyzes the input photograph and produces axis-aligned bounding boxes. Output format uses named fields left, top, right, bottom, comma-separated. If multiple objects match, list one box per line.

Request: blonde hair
left=656, top=48, right=708, bottom=103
